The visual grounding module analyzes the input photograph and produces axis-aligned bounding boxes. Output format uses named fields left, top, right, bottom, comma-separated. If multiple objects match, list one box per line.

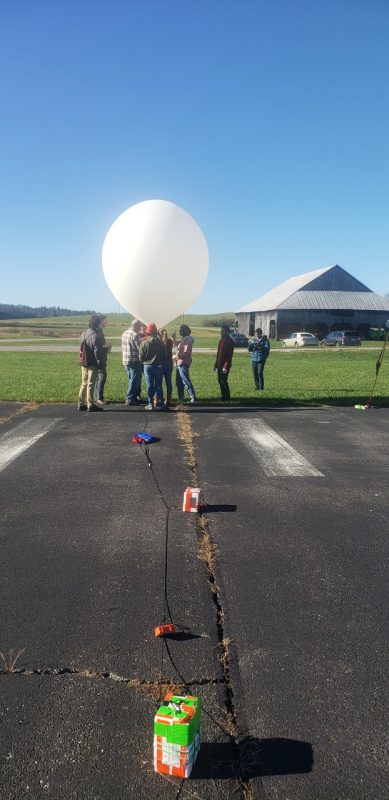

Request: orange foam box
left=154, top=623, right=176, bottom=637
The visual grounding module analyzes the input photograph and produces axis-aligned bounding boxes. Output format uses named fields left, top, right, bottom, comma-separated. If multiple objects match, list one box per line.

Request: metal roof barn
left=235, top=265, right=389, bottom=339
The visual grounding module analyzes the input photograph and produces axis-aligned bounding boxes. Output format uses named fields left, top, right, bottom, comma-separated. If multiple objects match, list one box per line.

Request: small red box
left=154, top=624, right=176, bottom=637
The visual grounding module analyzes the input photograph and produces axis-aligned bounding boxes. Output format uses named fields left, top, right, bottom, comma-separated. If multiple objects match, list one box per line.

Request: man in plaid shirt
left=122, top=319, right=143, bottom=405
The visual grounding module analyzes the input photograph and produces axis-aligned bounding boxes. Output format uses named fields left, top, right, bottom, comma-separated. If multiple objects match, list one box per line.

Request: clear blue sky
left=1, top=0, right=388, bottom=315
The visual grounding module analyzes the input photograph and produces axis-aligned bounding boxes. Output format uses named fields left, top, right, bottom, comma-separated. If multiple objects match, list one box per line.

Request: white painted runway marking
left=230, top=418, right=324, bottom=477
left=0, top=418, right=61, bottom=473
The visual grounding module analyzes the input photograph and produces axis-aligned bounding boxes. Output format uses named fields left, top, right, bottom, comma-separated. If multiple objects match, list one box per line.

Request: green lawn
left=0, top=349, right=387, bottom=406
left=0, top=320, right=240, bottom=349
left=0, top=328, right=221, bottom=348
left=0, top=313, right=384, bottom=350
left=0, top=312, right=234, bottom=340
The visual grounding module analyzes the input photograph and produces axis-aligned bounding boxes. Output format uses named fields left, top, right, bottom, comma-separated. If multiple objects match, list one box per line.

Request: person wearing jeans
left=248, top=327, right=270, bottom=390
left=139, top=323, right=166, bottom=410
left=214, top=324, right=235, bottom=402
left=158, top=328, right=174, bottom=406
left=95, top=315, right=112, bottom=405
left=122, top=319, right=142, bottom=405
left=175, top=324, right=196, bottom=403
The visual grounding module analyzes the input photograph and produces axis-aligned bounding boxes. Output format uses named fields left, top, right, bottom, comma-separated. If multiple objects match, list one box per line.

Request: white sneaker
left=145, top=403, right=153, bottom=411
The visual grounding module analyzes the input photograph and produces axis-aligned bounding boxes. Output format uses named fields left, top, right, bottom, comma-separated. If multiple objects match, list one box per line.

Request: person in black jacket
left=78, top=315, right=105, bottom=412
left=214, top=324, right=235, bottom=401
left=139, top=322, right=166, bottom=410
left=95, top=314, right=112, bottom=405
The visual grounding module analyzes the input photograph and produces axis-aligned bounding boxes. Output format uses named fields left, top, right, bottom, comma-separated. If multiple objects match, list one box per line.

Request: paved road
left=193, top=405, right=389, bottom=799
left=0, top=402, right=388, bottom=799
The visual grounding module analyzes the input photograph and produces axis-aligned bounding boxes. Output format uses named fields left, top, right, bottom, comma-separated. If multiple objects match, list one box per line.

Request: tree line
left=0, top=304, right=95, bottom=320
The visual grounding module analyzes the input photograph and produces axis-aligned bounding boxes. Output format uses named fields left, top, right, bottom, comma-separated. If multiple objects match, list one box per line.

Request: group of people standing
left=78, top=315, right=270, bottom=412
left=122, top=321, right=196, bottom=409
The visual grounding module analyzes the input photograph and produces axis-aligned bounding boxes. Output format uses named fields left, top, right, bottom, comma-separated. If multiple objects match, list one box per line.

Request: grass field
left=0, top=312, right=235, bottom=339
left=0, top=336, right=382, bottom=350
left=0, top=313, right=238, bottom=349
left=0, top=313, right=383, bottom=350
left=0, top=349, right=387, bottom=406
left=0, top=328, right=225, bottom=349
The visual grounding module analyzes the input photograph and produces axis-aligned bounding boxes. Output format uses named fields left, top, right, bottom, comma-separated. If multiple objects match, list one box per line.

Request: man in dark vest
left=78, top=315, right=105, bottom=412
left=214, top=324, right=235, bottom=402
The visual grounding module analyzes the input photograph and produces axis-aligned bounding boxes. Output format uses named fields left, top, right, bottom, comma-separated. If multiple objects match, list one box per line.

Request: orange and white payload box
left=182, top=487, right=202, bottom=513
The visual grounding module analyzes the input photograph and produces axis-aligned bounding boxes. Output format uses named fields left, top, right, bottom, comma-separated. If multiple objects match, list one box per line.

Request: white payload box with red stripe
left=182, top=487, right=202, bottom=513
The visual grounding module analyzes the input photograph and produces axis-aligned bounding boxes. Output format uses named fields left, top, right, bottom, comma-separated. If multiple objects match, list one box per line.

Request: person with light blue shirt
left=248, top=328, right=270, bottom=390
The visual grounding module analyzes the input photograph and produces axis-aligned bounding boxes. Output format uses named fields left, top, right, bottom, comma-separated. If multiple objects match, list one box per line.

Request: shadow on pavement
left=201, top=504, right=237, bottom=513
left=163, top=630, right=203, bottom=642
left=104, top=405, right=306, bottom=413
left=98, top=396, right=389, bottom=412
left=192, top=737, right=314, bottom=780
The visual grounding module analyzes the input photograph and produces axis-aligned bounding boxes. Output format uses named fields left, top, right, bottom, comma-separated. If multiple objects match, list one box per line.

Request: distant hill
left=0, top=304, right=95, bottom=320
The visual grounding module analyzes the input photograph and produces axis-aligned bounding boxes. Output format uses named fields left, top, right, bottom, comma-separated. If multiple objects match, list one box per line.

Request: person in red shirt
left=214, top=324, right=235, bottom=401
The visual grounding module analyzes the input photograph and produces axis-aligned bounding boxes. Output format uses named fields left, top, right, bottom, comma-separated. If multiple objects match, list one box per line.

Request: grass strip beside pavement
left=0, top=350, right=388, bottom=406
left=0, top=327, right=227, bottom=348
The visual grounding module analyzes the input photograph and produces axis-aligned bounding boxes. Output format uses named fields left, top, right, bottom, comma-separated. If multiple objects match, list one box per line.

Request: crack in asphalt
left=176, top=408, right=256, bottom=800
left=0, top=667, right=225, bottom=687
left=0, top=402, right=39, bottom=425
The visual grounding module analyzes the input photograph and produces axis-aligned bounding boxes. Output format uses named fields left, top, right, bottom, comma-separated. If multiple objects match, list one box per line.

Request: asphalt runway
left=0, top=402, right=388, bottom=799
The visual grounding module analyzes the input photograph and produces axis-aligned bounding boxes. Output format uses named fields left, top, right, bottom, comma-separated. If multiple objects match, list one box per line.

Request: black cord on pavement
left=134, top=415, right=190, bottom=698
left=367, top=329, right=389, bottom=407
left=133, top=415, right=233, bottom=736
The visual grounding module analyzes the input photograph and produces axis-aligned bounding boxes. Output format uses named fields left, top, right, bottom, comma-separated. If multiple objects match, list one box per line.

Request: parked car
left=321, top=330, right=361, bottom=346
left=282, top=332, right=320, bottom=348
left=230, top=333, right=249, bottom=347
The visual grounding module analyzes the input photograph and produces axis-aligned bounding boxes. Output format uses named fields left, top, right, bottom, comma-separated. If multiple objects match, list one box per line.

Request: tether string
left=367, top=330, right=389, bottom=407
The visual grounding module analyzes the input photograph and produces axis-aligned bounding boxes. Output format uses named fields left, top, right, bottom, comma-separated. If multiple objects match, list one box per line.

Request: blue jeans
left=252, top=360, right=265, bottom=390
left=125, top=361, right=142, bottom=402
left=162, top=360, right=173, bottom=403
left=95, top=367, right=107, bottom=401
left=176, top=365, right=195, bottom=401
left=144, top=364, right=163, bottom=404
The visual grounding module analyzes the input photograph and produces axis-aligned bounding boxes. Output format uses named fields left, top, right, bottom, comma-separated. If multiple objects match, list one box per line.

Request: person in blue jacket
left=248, top=328, right=270, bottom=390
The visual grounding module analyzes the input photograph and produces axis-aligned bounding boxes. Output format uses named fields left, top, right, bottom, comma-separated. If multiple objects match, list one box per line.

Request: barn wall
left=255, top=312, right=274, bottom=337
left=235, top=312, right=251, bottom=335
left=235, top=312, right=275, bottom=337
left=236, top=309, right=389, bottom=339
left=277, top=309, right=389, bottom=338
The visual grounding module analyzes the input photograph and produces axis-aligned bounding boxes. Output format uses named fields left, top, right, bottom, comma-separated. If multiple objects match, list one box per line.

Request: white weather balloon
left=102, top=199, right=209, bottom=327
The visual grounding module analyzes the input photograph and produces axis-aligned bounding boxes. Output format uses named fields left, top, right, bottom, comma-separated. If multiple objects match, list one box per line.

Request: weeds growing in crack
left=241, top=780, right=254, bottom=800
left=218, top=637, right=233, bottom=672
left=128, top=677, right=184, bottom=699
left=214, top=703, right=238, bottom=739
left=0, top=403, right=39, bottom=426
left=197, top=529, right=217, bottom=575
left=173, top=408, right=253, bottom=798
left=176, top=409, right=198, bottom=477
left=0, top=648, right=25, bottom=673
